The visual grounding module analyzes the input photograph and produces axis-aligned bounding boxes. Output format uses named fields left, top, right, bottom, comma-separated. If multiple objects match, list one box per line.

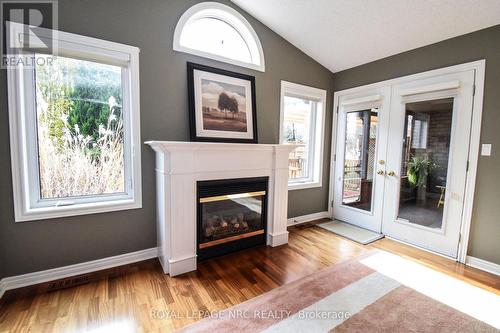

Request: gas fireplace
left=147, top=141, right=293, bottom=276
left=197, top=177, right=268, bottom=260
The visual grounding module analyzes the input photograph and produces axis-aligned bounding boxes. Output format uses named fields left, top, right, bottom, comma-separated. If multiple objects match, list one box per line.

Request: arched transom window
left=173, top=2, right=265, bottom=72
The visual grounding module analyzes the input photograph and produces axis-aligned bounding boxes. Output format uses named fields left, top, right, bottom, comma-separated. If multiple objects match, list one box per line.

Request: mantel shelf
left=145, top=141, right=296, bottom=153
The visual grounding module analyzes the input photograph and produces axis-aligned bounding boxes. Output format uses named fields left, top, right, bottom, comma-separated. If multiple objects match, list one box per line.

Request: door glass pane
left=342, top=109, right=378, bottom=211
left=398, top=98, right=453, bottom=229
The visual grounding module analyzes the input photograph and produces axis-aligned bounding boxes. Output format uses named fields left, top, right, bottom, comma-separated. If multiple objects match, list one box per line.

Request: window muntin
left=280, top=81, right=326, bottom=190
left=174, top=2, right=265, bottom=72
left=7, top=23, right=141, bottom=221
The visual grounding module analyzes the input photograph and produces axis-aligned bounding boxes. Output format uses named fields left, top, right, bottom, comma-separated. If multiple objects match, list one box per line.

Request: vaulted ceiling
left=232, top=0, right=500, bottom=73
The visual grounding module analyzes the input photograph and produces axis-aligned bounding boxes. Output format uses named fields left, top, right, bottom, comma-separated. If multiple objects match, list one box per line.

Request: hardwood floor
left=0, top=221, right=498, bottom=332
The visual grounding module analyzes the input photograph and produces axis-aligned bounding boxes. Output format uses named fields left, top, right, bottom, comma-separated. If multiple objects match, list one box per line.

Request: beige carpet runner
left=176, top=251, right=499, bottom=333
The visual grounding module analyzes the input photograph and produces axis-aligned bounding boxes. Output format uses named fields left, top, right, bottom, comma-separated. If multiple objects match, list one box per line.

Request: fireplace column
left=267, top=145, right=292, bottom=247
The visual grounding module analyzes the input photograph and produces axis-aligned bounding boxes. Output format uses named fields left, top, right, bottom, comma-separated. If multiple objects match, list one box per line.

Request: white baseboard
left=0, top=247, right=158, bottom=299
left=466, top=256, right=500, bottom=276
left=287, top=211, right=330, bottom=226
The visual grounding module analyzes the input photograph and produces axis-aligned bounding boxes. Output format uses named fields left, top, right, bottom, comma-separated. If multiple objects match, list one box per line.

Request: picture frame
left=187, top=62, right=258, bottom=143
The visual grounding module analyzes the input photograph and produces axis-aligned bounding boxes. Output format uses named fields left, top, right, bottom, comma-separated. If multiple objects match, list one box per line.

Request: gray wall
left=0, top=0, right=334, bottom=278
left=332, top=25, right=500, bottom=265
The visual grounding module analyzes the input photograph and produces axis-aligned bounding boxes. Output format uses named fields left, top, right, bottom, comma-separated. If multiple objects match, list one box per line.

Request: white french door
left=332, top=66, right=478, bottom=259
left=382, top=70, right=475, bottom=258
left=332, top=87, right=391, bottom=232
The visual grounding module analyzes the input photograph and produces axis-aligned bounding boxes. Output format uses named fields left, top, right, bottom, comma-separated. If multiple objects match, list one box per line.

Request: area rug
left=318, top=220, right=383, bottom=245
left=176, top=251, right=499, bottom=332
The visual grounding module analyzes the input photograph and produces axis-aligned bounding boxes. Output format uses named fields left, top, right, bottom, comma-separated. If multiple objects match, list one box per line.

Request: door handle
left=387, top=171, right=396, bottom=176
left=377, top=170, right=385, bottom=175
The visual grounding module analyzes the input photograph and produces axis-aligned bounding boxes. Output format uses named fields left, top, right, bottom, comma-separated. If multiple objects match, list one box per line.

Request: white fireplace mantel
left=145, top=141, right=295, bottom=276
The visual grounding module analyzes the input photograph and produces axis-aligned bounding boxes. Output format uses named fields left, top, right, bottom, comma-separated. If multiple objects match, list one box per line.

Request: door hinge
left=336, top=106, right=339, bottom=114
left=331, top=200, right=334, bottom=208
left=466, top=160, right=469, bottom=172
left=458, top=232, right=462, bottom=243
left=334, top=153, right=336, bottom=162
left=472, top=84, right=476, bottom=97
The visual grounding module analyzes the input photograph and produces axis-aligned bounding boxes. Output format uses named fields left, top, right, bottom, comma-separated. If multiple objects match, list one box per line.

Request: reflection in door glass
left=342, top=109, right=378, bottom=212
left=398, top=98, right=453, bottom=229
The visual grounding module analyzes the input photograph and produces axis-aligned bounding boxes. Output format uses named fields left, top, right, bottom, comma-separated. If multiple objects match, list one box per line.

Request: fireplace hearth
left=197, top=177, right=268, bottom=260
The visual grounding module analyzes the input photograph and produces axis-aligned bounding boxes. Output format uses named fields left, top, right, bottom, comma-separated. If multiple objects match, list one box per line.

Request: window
left=280, top=81, right=326, bottom=190
left=7, top=23, right=141, bottom=221
left=173, top=2, right=265, bottom=72
left=410, top=114, right=430, bottom=149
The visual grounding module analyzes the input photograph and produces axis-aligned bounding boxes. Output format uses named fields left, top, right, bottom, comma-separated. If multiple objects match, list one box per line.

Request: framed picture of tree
left=187, top=62, right=258, bottom=143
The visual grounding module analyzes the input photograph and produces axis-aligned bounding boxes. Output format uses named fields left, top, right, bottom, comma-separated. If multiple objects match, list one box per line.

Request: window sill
left=15, top=198, right=142, bottom=222
left=288, top=181, right=322, bottom=191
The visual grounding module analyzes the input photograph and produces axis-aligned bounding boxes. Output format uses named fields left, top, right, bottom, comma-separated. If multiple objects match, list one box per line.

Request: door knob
left=378, top=160, right=385, bottom=165
left=387, top=171, right=396, bottom=176
left=377, top=170, right=385, bottom=175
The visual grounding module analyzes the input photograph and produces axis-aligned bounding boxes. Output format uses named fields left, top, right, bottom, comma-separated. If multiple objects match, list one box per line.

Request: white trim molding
left=173, top=2, right=265, bottom=72
left=457, top=61, right=486, bottom=264
left=0, top=248, right=158, bottom=299
left=287, top=211, right=330, bottom=226
left=466, top=256, right=500, bottom=276
left=399, top=80, right=461, bottom=97
left=340, top=94, right=382, bottom=107
left=279, top=80, right=327, bottom=190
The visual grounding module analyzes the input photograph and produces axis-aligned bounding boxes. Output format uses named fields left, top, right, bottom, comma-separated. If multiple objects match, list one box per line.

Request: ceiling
left=231, top=0, right=500, bottom=73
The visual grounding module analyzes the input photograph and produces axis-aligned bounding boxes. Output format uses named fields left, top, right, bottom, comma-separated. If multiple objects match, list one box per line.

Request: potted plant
left=407, top=155, right=438, bottom=204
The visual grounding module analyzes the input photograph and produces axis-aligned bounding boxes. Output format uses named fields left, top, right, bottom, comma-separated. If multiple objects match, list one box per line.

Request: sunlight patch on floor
left=71, top=320, right=137, bottom=333
left=361, top=251, right=500, bottom=329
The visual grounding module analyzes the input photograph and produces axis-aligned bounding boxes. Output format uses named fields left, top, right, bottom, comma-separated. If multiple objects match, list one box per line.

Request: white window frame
left=279, top=81, right=326, bottom=190
left=173, top=2, right=265, bottom=72
left=7, top=22, right=142, bottom=222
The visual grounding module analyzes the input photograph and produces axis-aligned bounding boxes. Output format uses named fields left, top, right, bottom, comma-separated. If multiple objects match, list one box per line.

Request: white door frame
left=382, top=70, right=474, bottom=258
left=328, top=60, right=486, bottom=264
left=331, top=87, right=391, bottom=233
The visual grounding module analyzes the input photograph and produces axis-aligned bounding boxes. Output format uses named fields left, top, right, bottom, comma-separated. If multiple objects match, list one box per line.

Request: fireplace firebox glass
left=200, top=192, right=265, bottom=247
left=197, top=177, right=268, bottom=259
